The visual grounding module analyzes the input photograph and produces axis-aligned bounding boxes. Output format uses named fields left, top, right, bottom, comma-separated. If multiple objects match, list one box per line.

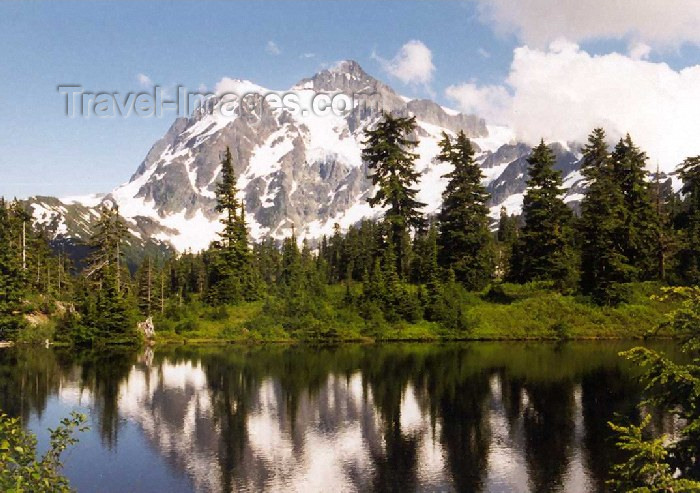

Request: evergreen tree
left=436, top=131, right=494, bottom=290
left=84, top=204, right=134, bottom=338
left=85, top=204, right=129, bottom=289
left=0, top=199, right=26, bottom=338
left=677, top=156, right=700, bottom=284
left=509, top=140, right=576, bottom=287
left=208, top=147, right=253, bottom=303
left=497, top=206, right=518, bottom=244
left=410, top=222, right=438, bottom=284
left=496, top=206, right=519, bottom=279
left=611, top=134, right=660, bottom=280
left=136, top=256, right=155, bottom=315
left=579, top=128, right=631, bottom=304
left=363, top=113, right=425, bottom=277
left=650, top=168, right=677, bottom=280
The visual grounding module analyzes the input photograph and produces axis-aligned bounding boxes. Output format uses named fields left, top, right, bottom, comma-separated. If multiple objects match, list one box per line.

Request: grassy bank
left=149, top=281, right=678, bottom=344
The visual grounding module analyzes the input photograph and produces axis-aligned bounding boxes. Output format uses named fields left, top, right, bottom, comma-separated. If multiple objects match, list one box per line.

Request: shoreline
left=1, top=334, right=678, bottom=349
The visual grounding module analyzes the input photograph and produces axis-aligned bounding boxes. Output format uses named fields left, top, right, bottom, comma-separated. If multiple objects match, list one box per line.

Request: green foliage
left=71, top=204, right=139, bottom=344
left=363, top=112, right=425, bottom=276
left=608, top=415, right=699, bottom=492
left=609, top=287, right=700, bottom=490
left=424, top=275, right=477, bottom=333
left=612, top=135, right=661, bottom=281
left=579, top=128, right=635, bottom=305
left=7, top=125, right=700, bottom=348
left=436, top=131, right=494, bottom=289
left=677, top=156, right=700, bottom=284
left=207, top=147, right=260, bottom=304
left=0, top=411, right=87, bottom=492
left=509, top=140, right=577, bottom=289
left=0, top=200, right=27, bottom=338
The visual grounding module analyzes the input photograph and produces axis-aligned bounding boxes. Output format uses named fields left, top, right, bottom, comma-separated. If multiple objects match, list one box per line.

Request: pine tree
left=579, top=129, right=631, bottom=304
left=363, top=113, right=425, bottom=277
left=0, top=199, right=26, bottom=338
left=650, top=167, right=677, bottom=280
left=496, top=206, right=519, bottom=279
left=497, top=206, right=518, bottom=244
left=410, top=222, right=438, bottom=284
left=84, top=204, right=134, bottom=337
left=677, top=156, right=700, bottom=284
left=436, top=131, right=493, bottom=289
left=611, top=134, right=660, bottom=280
left=208, top=147, right=251, bottom=304
left=509, top=140, right=576, bottom=287
left=85, top=204, right=128, bottom=289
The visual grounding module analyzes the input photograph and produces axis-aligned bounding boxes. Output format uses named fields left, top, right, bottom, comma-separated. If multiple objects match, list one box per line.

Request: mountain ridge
left=26, top=60, right=586, bottom=253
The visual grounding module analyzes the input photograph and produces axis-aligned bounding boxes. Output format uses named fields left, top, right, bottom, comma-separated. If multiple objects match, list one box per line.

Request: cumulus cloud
left=445, top=83, right=510, bottom=124
left=474, top=0, right=700, bottom=49
left=446, top=40, right=700, bottom=172
left=136, top=73, right=153, bottom=88
left=628, top=41, right=651, bottom=60
left=373, top=40, right=435, bottom=87
left=266, top=40, right=281, bottom=56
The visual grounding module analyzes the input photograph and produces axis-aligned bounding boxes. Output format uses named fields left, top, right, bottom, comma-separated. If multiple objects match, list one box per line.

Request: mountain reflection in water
left=0, top=342, right=683, bottom=492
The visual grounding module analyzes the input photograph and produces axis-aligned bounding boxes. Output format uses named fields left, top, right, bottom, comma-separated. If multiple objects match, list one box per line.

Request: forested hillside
left=2, top=115, right=699, bottom=344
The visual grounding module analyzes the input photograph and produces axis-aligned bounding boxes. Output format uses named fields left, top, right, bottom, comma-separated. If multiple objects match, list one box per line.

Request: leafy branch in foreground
left=0, top=411, right=88, bottom=493
left=608, top=287, right=700, bottom=492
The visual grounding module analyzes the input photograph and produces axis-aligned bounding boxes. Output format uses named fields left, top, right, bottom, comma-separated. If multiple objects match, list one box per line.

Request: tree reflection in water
left=0, top=342, right=683, bottom=493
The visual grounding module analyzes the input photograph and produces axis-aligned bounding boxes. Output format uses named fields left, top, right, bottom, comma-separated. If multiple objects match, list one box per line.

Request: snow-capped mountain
left=28, top=60, right=586, bottom=253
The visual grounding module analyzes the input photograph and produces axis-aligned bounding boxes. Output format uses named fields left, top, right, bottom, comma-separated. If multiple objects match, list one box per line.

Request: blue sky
left=2, top=1, right=700, bottom=198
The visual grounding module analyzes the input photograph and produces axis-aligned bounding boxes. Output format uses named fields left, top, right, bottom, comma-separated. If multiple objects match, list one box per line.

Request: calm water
left=0, top=342, right=683, bottom=492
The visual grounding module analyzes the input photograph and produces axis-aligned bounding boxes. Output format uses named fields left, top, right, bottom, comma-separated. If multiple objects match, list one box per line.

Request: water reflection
left=0, top=342, right=682, bottom=492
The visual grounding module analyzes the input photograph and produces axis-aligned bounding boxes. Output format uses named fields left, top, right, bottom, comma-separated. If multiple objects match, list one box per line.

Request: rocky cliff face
left=27, top=60, right=585, bottom=253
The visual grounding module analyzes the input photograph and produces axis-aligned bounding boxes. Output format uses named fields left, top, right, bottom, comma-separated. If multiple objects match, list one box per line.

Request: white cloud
left=445, top=83, right=510, bottom=124
left=628, top=41, right=651, bottom=60
left=136, top=73, right=153, bottom=88
left=474, top=0, right=700, bottom=50
left=477, top=48, right=491, bottom=59
left=373, top=40, right=435, bottom=86
left=446, top=41, right=700, bottom=172
left=300, top=53, right=316, bottom=59
left=266, top=40, right=281, bottom=56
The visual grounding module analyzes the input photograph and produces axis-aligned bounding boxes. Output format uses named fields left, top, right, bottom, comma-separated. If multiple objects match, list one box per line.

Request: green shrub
left=15, top=321, right=55, bottom=345
left=204, top=305, right=229, bottom=321
left=175, top=318, right=198, bottom=334
left=0, top=411, right=87, bottom=492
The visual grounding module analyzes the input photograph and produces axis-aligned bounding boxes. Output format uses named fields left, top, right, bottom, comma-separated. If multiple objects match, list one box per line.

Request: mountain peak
left=328, top=60, right=366, bottom=76
left=30, top=60, right=578, bottom=254
left=294, top=59, right=386, bottom=95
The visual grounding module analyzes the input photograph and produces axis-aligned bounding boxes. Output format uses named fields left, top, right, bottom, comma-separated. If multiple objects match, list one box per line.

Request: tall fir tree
left=362, top=112, right=425, bottom=277
left=497, top=206, right=519, bottom=244
left=410, top=222, right=438, bottom=284
left=208, top=147, right=254, bottom=303
left=0, top=199, right=26, bottom=337
left=508, top=140, right=576, bottom=287
left=84, top=204, right=134, bottom=337
left=579, top=128, right=631, bottom=304
left=436, top=131, right=493, bottom=289
left=86, top=204, right=129, bottom=288
left=677, top=156, right=700, bottom=284
left=650, top=167, right=677, bottom=280
left=496, top=206, right=519, bottom=278
left=611, top=134, right=660, bottom=280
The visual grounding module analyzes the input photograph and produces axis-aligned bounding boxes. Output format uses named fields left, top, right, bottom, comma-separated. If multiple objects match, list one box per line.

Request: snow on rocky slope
left=28, top=61, right=586, bottom=253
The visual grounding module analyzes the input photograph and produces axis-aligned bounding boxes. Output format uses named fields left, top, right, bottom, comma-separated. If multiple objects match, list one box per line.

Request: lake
left=0, top=342, right=683, bottom=492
